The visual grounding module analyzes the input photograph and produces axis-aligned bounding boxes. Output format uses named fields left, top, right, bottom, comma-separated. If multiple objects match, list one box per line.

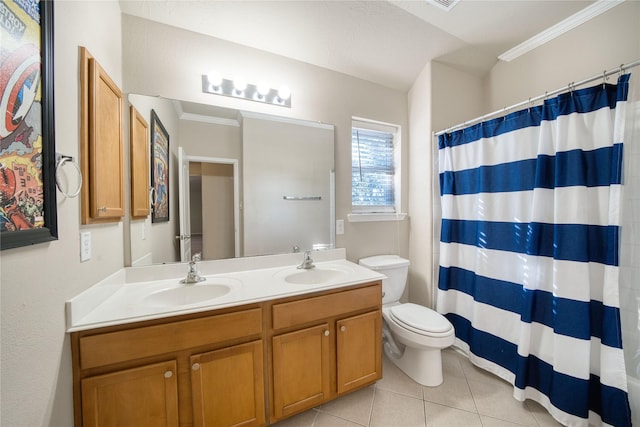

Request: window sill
left=347, top=213, right=408, bottom=223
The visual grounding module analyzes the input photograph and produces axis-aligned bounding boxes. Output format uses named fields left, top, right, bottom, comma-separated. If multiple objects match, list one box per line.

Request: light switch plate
left=80, top=231, right=91, bottom=262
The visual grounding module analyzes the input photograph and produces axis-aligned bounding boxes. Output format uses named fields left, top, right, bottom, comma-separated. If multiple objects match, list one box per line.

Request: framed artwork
left=0, top=0, right=58, bottom=250
left=150, top=109, right=169, bottom=223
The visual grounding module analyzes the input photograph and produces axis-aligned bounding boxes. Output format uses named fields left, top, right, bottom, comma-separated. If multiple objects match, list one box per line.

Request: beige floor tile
left=317, top=386, right=374, bottom=426
left=270, top=409, right=317, bottom=427
left=440, top=348, right=466, bottom=380
left=272, top=349, right=566, bottom=427
left=525, top=399, right=564, bottom=426
left=480, top=415, right=532, bottom=426
left=467, top=380, right=538, bottom=426
left=422, top=375, right=476, bottom=412
left=375, top=356, right=424, bottom=399
left=314, top=412, right=368, bottom=427
left=458, top=356, right=509, bottom=386
left=370, top=388, right=426, bottom=427
left=424, top=402, right=482, bottom=427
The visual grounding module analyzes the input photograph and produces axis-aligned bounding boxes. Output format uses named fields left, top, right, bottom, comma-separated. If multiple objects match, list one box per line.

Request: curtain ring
left=602, top=70, right=608, bottom=88
left=149, top=186, right=156, bottom=206
left=55, top=154, right=82, bottom=198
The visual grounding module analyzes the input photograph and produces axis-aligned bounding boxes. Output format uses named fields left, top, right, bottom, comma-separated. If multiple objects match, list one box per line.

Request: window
left=351, top=118, right=400, bottom=214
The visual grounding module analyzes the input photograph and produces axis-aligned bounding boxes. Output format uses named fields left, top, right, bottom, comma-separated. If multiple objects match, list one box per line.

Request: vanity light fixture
left=202, top=73, right=292, bottom=108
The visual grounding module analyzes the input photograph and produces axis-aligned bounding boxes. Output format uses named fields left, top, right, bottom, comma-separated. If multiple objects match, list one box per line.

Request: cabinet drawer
left=79, top=308, right=262, bottom=369
left=272, top=284, right=381, bottom=330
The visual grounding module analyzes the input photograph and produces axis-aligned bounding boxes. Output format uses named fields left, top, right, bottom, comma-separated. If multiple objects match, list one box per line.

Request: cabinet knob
left=164, top=371, right=173, bottom=379
left=324, top=330, right=330, bottom=336
left=192, top=363, right=201, bottom=371
left=99, top=206, right=107, bottom=213
left=340, top=325, right=346, bottom=332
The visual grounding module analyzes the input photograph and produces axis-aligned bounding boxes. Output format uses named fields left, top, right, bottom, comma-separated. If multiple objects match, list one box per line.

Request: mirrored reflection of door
left=178, top=148, right=239, bottom=262
left=190, top=162, right=235, bottom=260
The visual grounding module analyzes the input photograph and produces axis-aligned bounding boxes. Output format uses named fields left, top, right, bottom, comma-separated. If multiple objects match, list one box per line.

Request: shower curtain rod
left=434, top=58, right=640, bottom=137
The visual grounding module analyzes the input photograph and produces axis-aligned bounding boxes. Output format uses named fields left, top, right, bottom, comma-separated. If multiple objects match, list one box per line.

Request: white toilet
left=359, top=255, right=455, bottom=387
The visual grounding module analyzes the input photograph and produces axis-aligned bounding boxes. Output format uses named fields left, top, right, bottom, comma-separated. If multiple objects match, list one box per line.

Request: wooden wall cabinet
left=80, top=47, right=125, bottom=224
left=129, top=106, right=150, bottom=218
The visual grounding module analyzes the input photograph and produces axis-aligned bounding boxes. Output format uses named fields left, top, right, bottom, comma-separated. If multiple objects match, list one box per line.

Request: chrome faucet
left=297, top=250, right=315, bottom=270
left=181, top=253, right=206, bottom=284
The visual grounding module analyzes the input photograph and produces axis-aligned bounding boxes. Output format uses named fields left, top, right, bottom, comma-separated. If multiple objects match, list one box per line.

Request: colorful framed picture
left=150, top=109, right=169, bottom=223
left=0, top=0, right=58, bottom=250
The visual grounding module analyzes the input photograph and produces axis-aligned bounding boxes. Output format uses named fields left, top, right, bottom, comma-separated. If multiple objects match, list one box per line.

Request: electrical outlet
left=336, top=219, right=345, bottom=235
left=80, top=231, right=91, bottom=262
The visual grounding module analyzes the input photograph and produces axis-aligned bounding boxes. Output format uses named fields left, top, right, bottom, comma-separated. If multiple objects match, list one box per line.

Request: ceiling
left=119, top=0, right=599, bottom=91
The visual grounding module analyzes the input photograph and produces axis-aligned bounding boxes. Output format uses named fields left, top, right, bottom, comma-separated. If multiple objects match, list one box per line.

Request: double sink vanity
left=67, top=249, right=385, bottom=426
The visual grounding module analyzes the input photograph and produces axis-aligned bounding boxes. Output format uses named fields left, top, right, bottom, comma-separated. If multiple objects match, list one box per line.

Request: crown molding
left=498, top=0, right=624, bottom=62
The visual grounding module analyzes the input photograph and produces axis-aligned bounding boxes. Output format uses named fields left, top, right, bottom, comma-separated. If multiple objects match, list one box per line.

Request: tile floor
left=272, top=348, right=563, bottom=427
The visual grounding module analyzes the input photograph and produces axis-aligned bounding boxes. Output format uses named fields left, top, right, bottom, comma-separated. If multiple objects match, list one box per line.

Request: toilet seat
left=389, top=303, right=453, bottom=338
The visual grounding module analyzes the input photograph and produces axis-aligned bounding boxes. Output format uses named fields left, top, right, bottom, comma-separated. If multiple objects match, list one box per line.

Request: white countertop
left=66, top=249, right=385, bottom=332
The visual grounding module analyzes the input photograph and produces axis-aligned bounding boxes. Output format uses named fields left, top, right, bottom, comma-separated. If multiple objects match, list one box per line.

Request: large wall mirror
left=126, top=94, right=335, bottom=266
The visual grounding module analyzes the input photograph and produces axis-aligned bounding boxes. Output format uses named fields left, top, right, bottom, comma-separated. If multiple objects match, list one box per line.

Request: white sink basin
left=281, top=265, right=353, bottom=285
left=142, top=281, right=236, bottom=307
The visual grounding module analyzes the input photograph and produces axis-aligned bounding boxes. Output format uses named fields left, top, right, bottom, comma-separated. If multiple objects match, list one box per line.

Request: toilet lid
left=390, top=303, right=452, bottom=334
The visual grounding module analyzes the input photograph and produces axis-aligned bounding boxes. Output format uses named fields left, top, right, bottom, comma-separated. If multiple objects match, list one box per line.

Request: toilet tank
left=359, top=255, right=409, bottom=304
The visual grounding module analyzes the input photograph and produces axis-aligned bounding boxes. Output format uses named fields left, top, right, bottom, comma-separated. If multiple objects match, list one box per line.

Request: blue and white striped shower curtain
left=437, top=74, right=632, bottom=426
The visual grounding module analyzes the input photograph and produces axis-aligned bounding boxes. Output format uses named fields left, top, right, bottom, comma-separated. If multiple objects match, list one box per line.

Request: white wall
left=407, top=62, right=485, bottom=307
left=0, top=2, right=123, bottom=426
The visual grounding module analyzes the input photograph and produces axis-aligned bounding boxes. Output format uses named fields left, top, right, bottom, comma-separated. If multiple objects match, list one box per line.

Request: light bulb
left=277, top=85, right=291, bottom=101
left=256, top=82, right=270, bottom=98
left=207, top=71, right=222, bottom=88
left=233, top=76, right=247, bottom=93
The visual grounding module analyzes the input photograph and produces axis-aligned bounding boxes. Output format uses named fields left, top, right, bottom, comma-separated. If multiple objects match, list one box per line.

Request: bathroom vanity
left=67, top=250, right=384, bottom=426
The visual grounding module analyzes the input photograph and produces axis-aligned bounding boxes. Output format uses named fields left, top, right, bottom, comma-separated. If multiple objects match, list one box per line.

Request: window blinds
left=351, top=127, right=395, bottom=212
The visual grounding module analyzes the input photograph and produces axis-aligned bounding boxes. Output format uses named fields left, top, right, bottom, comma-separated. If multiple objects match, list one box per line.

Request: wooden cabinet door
left=272, top=323, right=330, bottom=419
left=80, top=47, right=125, bottom=223
left=129, top=105, right=150, bottom=218
left=336, top=310, right=382, bottom=394
left=190, top=340, right=265, bottom=427
left=81, top=360, right=178, bottom=427
left=88, top=58, right=124, bottom=219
